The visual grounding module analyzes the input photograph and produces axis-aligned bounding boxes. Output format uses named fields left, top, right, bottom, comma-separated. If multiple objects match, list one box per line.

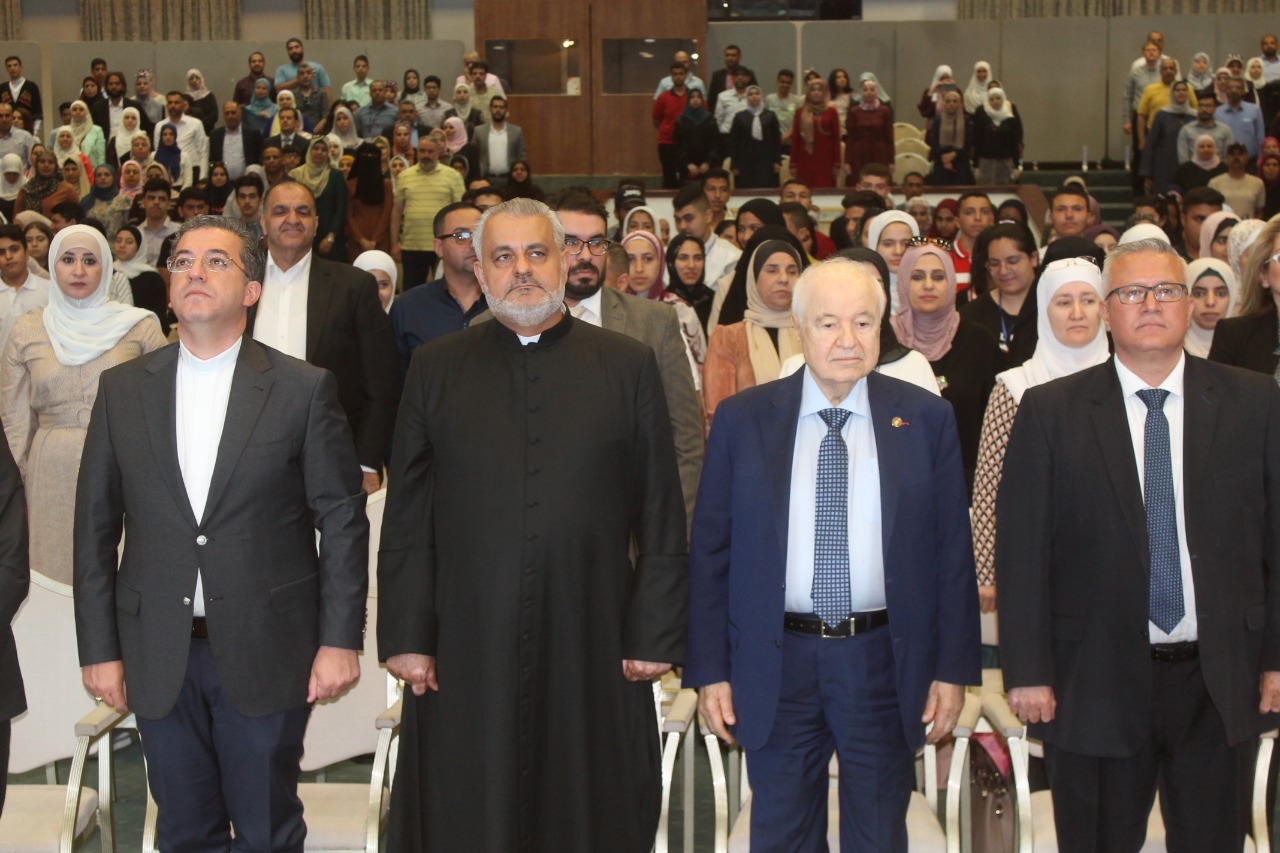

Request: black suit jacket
left=246, top=257, right=401, bottom=471
left=210, top=126, right=264, bottom=169
left=0, top=437, right=28, bottom=723
left=1208, top=308, right=1279, bottom=377
left=91, top=97, right=154, bottom=141
left=264, top=133, right=310, bottom=157
left=996, top=356, right=1280, bottom=754
left=73, top=338, right=369, bottom=719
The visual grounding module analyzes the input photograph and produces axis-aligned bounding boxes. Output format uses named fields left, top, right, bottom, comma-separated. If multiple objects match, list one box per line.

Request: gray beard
left=484, top=279, right=566, bottom=329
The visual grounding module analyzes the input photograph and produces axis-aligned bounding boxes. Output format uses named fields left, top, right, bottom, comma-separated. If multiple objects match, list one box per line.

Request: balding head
left=793, top=258, right=884, bottom=403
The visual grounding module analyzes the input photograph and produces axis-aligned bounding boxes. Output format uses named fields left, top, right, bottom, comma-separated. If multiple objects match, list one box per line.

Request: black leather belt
left=1151, top=641, right=1197, bottom=662
left=192, top=617, right=209, bottom=639
left=784, top=611, right=889, bottom=638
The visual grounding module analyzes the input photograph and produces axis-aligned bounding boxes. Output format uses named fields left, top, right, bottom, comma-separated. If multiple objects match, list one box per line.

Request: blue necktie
left=1137, top=389, right=1184, bottom=633
left=813, top=408, right=852, bottom=627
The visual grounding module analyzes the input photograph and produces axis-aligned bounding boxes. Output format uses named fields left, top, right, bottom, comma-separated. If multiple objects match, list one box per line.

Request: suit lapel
left=762, top=373, right=803, bottom=565
left=142, top=345, right=198, bottom=529
left=305, top=258, right=331, bottom=362
left=867, top=373, right=905, bottom=555
left=1181, top=357, right=1218, bottom=512
left=200, top=339, right=274, bottom=524
left=1089, top=360, right=1148, bottom=558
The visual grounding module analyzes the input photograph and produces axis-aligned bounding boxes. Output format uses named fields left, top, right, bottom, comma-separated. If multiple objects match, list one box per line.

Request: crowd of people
left=0, top=25, right=1280, bottom=853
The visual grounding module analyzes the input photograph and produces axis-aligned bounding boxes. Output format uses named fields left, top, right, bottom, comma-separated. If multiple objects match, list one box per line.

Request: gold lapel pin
left=891, top=417, right=910, bottom=428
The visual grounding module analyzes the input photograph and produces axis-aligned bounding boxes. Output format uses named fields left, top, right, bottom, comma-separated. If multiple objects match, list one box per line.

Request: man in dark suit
left=0, top=437, right=27, bottom=819
left=264, top=107, right=311, bottom=159
left=89, top=71, right=153, bottom=142
left=708, top=44, right=755, bottom=103
left=209, top=102, right=263, bottom=178
left=75, top=215, right=369, bottom=850
left=249, top=180, right=400, bottom=493
left=472, top=97, right=526, bottom=180
left=685, top=258, right=980, bottom=852
left=997, top=237, right=1280, bottom=852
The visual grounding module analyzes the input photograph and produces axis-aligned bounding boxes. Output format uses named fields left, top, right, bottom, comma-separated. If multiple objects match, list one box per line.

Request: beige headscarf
left=743, top=239, right=803, bottom=383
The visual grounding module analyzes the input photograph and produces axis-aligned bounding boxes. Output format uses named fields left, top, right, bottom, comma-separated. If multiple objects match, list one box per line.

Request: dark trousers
left=136, top=639, right=312, bottom=853
left=746, top=626, right=913, bottom=853
left=0, top=719, right=8, bottom=820
left=658, top=144, right=682, bottom=189
left=401, top=250, right=438, bottom=291
left=1044, top=655, right=1255, bottom=853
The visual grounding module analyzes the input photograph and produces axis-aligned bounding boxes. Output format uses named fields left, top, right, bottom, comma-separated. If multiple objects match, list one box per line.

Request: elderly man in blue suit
left=685, top=256, right=981, bottom=852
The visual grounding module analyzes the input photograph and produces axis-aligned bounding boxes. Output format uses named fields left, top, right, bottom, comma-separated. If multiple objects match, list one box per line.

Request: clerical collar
left=493, top=305, right=574, bottom=351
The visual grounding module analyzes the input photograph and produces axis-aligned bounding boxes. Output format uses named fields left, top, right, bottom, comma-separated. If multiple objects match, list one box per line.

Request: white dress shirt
left=254, top=251, right=312, bottom=360
left=567, top=289, right=603, bottom=327
left=107, top=98, right=125, bottom=138
left=703, top=233, right=741, bottom=285
left=0, top=271, right=48, bottom=348
left=176, top=337, right=242, bottom=616
left=487, top=124, right=510, bottom=176
left=1114, top=354, right=1198, bottom=643
left=155, top=114, right=209, bottom=182
left=784, top=368, right=885, bottom=614
left=221, top=126, right=247, bottom=179
left=714, top=89, right=750, bottom=134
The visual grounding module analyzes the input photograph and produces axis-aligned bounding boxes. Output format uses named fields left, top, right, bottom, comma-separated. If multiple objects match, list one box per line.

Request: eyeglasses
left=564, top=236, right=613, bottom=256
left=908, top=235, right=953, bottom=253
left=166, top=253, right=247, bottom=276
left=434, top=230, right=473, bottom=243
left=1106, top=283, right=1188, bottom=304
left=1263, top=252, right=1280, bottom=269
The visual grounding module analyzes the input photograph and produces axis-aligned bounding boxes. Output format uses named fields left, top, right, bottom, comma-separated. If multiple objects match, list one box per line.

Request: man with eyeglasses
left=75, top=214, right=369, bottom=853
left=998, top=237, right=1280, bottom=852
left=389, top=201, right=486, bottom=373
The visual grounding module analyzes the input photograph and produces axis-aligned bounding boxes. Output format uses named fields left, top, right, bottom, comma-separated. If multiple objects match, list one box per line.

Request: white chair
left=707, top=691, right=984, bottom=852
left=982, top=691, right=1270, bottom=852
left=895, top=138, right=931, bottom=158
left=895, top=153, right=931, bottom=185
left=894, top=123, right=925, bottom=142
left=652, top=675, right=698, bottom=853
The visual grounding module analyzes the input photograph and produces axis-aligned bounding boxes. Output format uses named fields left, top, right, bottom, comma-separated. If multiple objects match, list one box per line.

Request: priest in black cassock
left=377, top=197, right=688, bottom=852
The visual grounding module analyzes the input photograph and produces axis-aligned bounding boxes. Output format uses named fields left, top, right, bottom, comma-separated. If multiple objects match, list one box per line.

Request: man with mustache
left=378, top=197, right=688, bottom=851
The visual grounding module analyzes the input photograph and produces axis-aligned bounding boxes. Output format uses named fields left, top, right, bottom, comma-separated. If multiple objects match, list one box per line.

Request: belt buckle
left=821, top=618, right=851, bottom=639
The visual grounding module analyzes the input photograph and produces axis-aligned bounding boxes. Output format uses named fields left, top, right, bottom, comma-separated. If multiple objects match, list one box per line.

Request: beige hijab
left=743, top=239, right=803, bottom=383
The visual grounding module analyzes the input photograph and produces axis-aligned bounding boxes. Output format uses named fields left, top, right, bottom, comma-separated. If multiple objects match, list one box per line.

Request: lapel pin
left=891, top=417, right=910, bottom=428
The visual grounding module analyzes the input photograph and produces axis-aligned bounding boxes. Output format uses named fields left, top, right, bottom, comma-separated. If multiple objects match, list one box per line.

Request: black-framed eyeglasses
left=166, top=253, right=247, bottom=276
left=1106, top=283, right=1187, bottom=304
left=434, top=230, right=473, bottom=243
left=908, top=235, right=953, bottom=253
left=564, top=236, right=613, bottom=256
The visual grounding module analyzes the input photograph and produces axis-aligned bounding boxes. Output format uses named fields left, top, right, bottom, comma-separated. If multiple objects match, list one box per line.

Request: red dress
left=789, top=106, right=841, bottom=189
left=844, top=104, right=894, bottom=179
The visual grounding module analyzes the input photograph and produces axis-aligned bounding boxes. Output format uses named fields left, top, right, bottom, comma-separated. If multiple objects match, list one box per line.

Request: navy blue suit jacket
left=684, top=369, right=981, bottom=751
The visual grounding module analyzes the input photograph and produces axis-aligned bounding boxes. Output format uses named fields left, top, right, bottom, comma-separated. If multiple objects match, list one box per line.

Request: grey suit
left=473, top=122, right=527, bottom=177
left=73, top=337, right=369, bottom=720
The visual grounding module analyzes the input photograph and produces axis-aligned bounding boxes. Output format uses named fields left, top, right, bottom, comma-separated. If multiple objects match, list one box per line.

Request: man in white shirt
left=714, top=66, right=753, bottom=135
left=0, top=223, right=47, bottom=350
left=0, top=103, right=33, bottom=165
left=473, top=97, right=526, bottom=180
left=154, top=91, right=209, bottom=183
left=671, top=183, right=740, bottom=284
left=340, top=55, right=372, bottom=108
left=764, top=69, right=801, bottom=139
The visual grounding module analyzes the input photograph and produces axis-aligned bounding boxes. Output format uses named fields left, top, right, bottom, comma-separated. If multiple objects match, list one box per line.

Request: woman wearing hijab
left=622, top=229, right=706, bottom=388
left=1187, top=52, right=1215, bottom=97
left=1183, top=258, right=1237, bottom=359
left=1174, top=133, right=1226, bottom=192
left=666, top=234, right=714, bottom=332
left=442, top=84, right=484, bottom=134
left=112, top=225, right=169, bottom=335
left=703, top=237, right=806, bottom=434
left=269, top=90, right=312, bottom=135
left=926, top=90, right=975, bottom=186
left=674, top=89, right=724, bottom=185
left=291, top=136, right=346, bottom=261
left=51, top=127, right=92, bottom=186
left=858, top=71, right=893, bottom=115
left=893, top=241, right=1003, bottom=493
left=78, top=77, right=102, bottom=106
left=204, top=162, right=234, bottom=216
left=244, top=78, right=275, bottom=136
left=963, top=61, right=993, bottom=114
left=843, top=77, right=894, bottom=187
left=0, top=154, right=24, bottom=222
left=1210, top=220, right=1280, bottom=377
left=504, top=160, right=544, bottom=202
left=346, top=141, right=393, bottom=260
left=1141, top=80, right=1196, bottom=195
left=155, top=123, right=190, bottom=189
left=15, top=149, right=77, bottom=217
left=729, top=85, right=782, bottom=189
left=80, top=164, right=120, bottom=232
left=1228, top=218, right=1266, bottom=285
left=1245, top=59, right=1269, bottom=102
left=106, top=107, right=143, bottom=171
left=442, top=116, right=479, bottom=178
left=971, top=257, right=1109, bottom=611
left=863, top=210, right=919, bottom=314
left=972, top=87, right=1023, bottom=185
left=929, top=198, right=959, bottom=241
left=353, top=249, right=398, bottom=313
left=1262, top=154, right=1280, bottom=220
left=329, top=105, right=362, bottom=155
left=962, top=222, right=1041, bottom=367
left=0, top=224, right=165, bottom=587
left=401, top=70, right=426, bottom=112
left=1198, top=210, right=1238, bottom=263
left=185, top=69, right=218, bottom=135
left=620, top=205, right=660, bottom=239
left=1083, top=224, right=1120, bottom=254
left=67, top=100, right=105, bottom=168
left=918, top=64, right=958, bottom=120
left=708, top=204, right=792, bottom=332
left=790, top=78, right=841, bottom=189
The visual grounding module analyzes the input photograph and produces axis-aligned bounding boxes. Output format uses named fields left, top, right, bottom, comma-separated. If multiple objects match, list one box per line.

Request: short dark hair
left=725, top=44, right=741, bottom=53
left=249, top=51, right=264, bottom=61
left=702, top=167, right=731, bottom=185
left=91, top=57, right=106, bottom=69
left=777, top=69, right=795, bottom=80
left=671, top=62, right=686, bottom=73
left=470, top=61, right=489, bottom=73
left=142, top=178, right=171, bottom=197
left=432, top=201, right=481, bottom=235
left=714, top=219, right=736, bottom=237
left=956, top=191, right=994, bottom=211
left=234, top=174, right=264, bottom=196
left=490, top=96, right=506, bottom=109
left=50, top=201, right=85, bottom=223
left=732, top=65, right=753, bottom=79
left=174, top=214, right=267, bottom=282
left=0, top=223, right=26, bottom=245
left=104, top=71, right=126, bottom=88
left=354, top=54, right=369, bottom=65
left=278, top=107, right=299, bottom=121
left=1051, top=184, right=1089, bottom=205
left=1226, top=142, right=1249, bottom=156
left=465, top=187, right=505, bottom=204
left=287, top=37, right=303, bottom=47
left=781, top=178, right=810, bottom=192
left=1183, top=186, right=1225, bottom=208
left=3, top=56, right=20, bottom=66
left=970, top=222, right=1038, bottom=297
left=425, top=75, right=441, bottom=86
left=840, top=190, right=884, bottom=211
left=903, top=171, right=925, bottom=182
left=859, top=162, right=892, bottom=181
left=779, top=201, right=813, bottom=231
left=673, top=183, right=709, bottom=211
left=177, top=187, right=208, bottom=208
left=165, top=90, right=184, bottom=100
left=1133, top=195, right=1163, bottom=210
left=550, top=190, right=609, bottom=226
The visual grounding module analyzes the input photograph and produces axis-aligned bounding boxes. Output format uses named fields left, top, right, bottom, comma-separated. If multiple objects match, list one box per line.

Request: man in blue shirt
left=275, top=38, right=330, bottom=95
left=389, top=202, right=485, bottom=373
left=354, top=81, right=399, bottom=141
left=1215, top=77, right=1264, bottom=160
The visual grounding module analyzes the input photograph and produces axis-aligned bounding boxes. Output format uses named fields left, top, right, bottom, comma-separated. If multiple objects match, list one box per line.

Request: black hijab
left=352, top=142, right=385, bottom=207
left=836, top=247, right=911, bottom=365
left=717, top=205, right=792, bottom=328
left=666, top=234, right=714, bottom=331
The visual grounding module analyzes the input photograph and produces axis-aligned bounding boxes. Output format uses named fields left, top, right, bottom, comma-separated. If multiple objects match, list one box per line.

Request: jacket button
left=196, top=535, right=207, bottom=546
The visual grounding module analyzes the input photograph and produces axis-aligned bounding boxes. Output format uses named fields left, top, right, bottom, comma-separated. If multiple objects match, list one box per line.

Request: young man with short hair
left=952, top=191, right=994, bottom=296
left=703, top=168, right=733, bottom=231
left=1048, top=185, right=1089, bottom=240
left=765, top=69, right=801, bottom=139
left=673, top=183, right=740, bottom=284
left=1209, top=142, right=1264, bottom=218
left=341, top=55, right=372, bottom=108
left=0, top=222, right=47, bottom=349
left=1179, top=185, right=1224, bottom=261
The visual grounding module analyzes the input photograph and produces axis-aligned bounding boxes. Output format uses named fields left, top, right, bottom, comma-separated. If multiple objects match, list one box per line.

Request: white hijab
left=0, top=153, right=25, bottom=201
left=43, top=225, right=158, bottom=366
left=113, top=107, right=142, bottom=162
left=983, top=88, right=1014, bottom=126
left=964, top=61, right=992, bottom=113
left=864, top=210, right=919, bottom=314
left=353, top=250, right=398, bottom=313
left=112, top=226, right=155, bottom=280
left=998, top=257, right=1110, bottom=404
left=1183, top=258, right=1238, bottom=358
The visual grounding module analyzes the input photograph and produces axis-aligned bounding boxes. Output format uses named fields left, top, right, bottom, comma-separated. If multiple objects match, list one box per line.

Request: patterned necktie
left=813, top=408, right=852, bottom=627
left=1137, top=388, right=1184, bottom=633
